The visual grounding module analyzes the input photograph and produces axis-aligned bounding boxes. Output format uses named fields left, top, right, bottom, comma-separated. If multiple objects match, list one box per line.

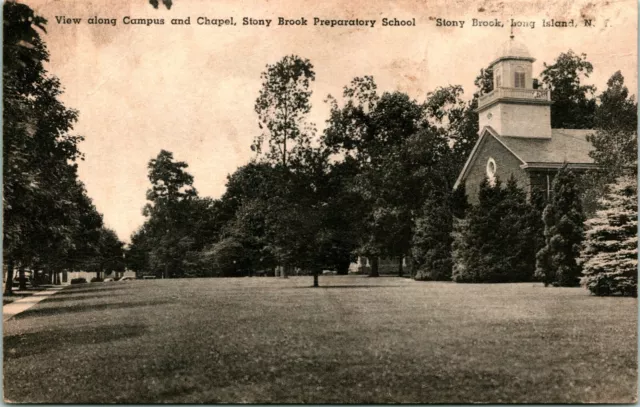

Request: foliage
left=452, top=177, right=542, bottom=283
left=130, top=150, right=205, bottom=278
left=426, top=84, right=479, bottom=175
left=451, top=217, right=471, bottom=282
left=581, top=71, right=638, bottom=215
left=323, top=77, right=433, bottom=275
left=473, top=66, right=494, bottom=97
left=411, top=194, right=453, bottom=281
left=253, top=55, right=316, bottom=168
left=580, top=176, right=637, bottom=296
left=450, top=183, right=471, bottom=219
left=149, top=0, right=172, bottom=9
left=535, top=167, right=585, bottom=287
left=205, top=237, right=247, bottom=277
left=539, top=50, right=597, bottom=129
left=3, top=2, right=124, bottom=291
left=594, top=71, right=638, bottom=134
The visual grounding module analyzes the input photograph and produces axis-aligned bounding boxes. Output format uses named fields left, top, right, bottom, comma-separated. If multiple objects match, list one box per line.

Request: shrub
left=70, top=278, right=88, bottom=284
left=90, top=277, right=104, bottom=283
left=580, top=176, right=637, bottom=296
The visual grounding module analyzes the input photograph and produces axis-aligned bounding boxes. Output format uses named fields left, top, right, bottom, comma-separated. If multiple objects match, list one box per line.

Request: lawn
left=3, top=276, right=637, bottom=403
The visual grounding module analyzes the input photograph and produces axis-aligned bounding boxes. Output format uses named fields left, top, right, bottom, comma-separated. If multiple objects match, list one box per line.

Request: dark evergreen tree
left=411, top=194, right=453, bottom=281
left=501, top=177, right=544, bottom=282
left=450, top=184, right=471, bottom=282
left=535, top=167, right=585, bottom=287
left=452, top=177, right=543, bottom=283
left=451, top=183, right=470, bottom=219
left=453, top=178, right=508, bottom=282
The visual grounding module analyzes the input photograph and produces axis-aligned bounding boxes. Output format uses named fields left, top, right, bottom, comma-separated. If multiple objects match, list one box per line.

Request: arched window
left=514, top=68, right=526, bottom=88
left=486, top=157, right=497, bottom=185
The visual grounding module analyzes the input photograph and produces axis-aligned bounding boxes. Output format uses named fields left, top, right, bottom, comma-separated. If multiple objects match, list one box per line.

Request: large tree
left=142, top=150, right=198, bottom=278
left=252, top=55, right=316, bottom=279
left=323, top=77, right=428, bottom=276
left=594, top=71, right=637, bottom=134
left=588, top=71, right=637, bottom=178
left=3, top=2, right=86, bottom=293
left=93, top=228, right=126, bottom=279
left=582, top=71, right=638, bottom=215
left=539, top=50, right=597, bottom=129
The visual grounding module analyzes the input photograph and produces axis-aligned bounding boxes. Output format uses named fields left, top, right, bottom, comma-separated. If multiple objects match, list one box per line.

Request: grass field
left=3, top=276, right=637, bottom=403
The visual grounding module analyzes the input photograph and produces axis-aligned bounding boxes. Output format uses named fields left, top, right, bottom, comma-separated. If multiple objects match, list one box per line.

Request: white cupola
left=477, top=36, right=553, bottom=138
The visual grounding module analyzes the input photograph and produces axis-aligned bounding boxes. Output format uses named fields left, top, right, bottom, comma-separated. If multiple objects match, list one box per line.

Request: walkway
left=3, top=286, right=65, bottom=321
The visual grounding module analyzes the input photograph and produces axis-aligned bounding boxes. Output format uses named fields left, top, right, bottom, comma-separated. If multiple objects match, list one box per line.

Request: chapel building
left=454, top=37, right=597, bottom=203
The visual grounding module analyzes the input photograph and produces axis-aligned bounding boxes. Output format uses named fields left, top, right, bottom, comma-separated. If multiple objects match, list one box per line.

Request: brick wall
left=462, top=134, right=530, bottom=204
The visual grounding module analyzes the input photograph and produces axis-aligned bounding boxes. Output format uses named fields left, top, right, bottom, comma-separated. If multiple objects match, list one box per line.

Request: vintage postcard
left=3, top=0, right=637, bottom=403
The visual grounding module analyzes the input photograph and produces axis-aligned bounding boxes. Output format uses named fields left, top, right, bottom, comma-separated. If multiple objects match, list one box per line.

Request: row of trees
left=127, top=55, right=485, bottom=282
left=128, top=46, right=636, bottom=294
left=3, top=2, right=125, bottom=294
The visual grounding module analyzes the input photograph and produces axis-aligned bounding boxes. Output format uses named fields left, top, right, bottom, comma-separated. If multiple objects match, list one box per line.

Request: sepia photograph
left=2, top=0, right=638, bottom=403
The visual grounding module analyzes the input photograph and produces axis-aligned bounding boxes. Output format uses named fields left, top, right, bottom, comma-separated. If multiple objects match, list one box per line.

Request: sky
left=26, top=0, right=637, bottom=242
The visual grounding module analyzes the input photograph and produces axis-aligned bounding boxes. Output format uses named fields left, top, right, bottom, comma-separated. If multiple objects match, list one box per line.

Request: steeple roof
left=489, top=37, right=535, bottom=67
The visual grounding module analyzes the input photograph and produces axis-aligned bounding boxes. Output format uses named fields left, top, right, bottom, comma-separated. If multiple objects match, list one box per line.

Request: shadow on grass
left=40, top=293, right=129, bottom=303
left=58, top=285, right=136, bottom=295
left=285, top=285, right=406, bottom=289
left=13, top=299, right=173, bottom=320
left=4, top=323, right=147, bottom=360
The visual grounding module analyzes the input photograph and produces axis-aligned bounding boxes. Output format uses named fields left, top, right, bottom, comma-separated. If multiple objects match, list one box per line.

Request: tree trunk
left=282, top=264, right=288, bottom=279
left=369, top=257, right=379, bottom=277
left=5, top=258, right=15, bottom=295
left=313, top=269, right=319, bottom=287
left=398, top=257, right=404, bottom=278
left=19, top=265, right=27, bottom=290
left=410, top=260, right=417, bottom=280
left=164, top=263, right=169, bottom=279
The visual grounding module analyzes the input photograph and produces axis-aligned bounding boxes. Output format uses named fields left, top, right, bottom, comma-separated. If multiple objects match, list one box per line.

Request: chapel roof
left=453, top=127, right=597, bottom=190
left=496, top=129, right=596, bottom=166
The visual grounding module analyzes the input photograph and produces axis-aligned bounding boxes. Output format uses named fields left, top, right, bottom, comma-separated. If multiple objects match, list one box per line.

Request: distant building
left=454, top=36, right=597, bottom=203
left=65, top=269, right=134, bottom=283
left=349, top=257, right=409, bottom=275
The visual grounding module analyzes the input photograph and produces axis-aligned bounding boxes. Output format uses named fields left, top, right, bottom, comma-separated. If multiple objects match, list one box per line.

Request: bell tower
left=477, top=36, right=553, bottom=138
